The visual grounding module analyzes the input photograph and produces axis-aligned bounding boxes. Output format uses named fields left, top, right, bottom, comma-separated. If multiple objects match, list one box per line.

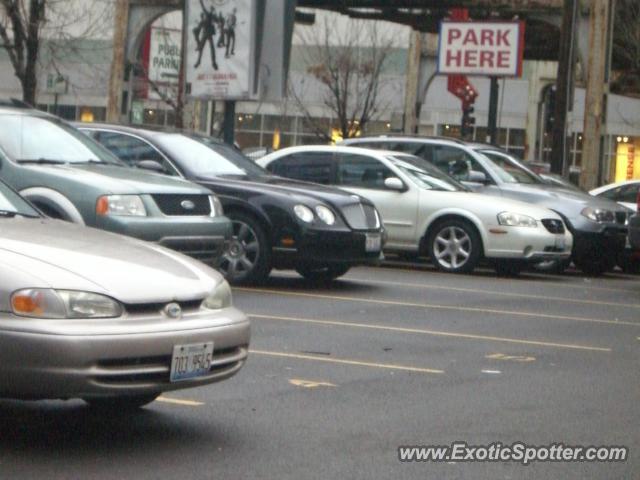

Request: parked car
left=258, top=146, right=573, bottom=276
left=539, top=173, right=583, bottom=192
left=76, top=124, right=385, bottom=284
left=341, top=136, right=629, bottom=275
left=0, top=178, right=249, bottom=406
left=590, top=180, right=640, bottom=212
left=0, top=104, right=231, bottom=265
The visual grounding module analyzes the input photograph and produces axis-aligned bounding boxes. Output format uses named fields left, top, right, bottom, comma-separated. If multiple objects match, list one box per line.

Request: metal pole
left=223, top=100, right=236, bottom=145
left=550, top=0, right=577, bottom=175
left=487, top=77, right=499, bottom=145
left=107, top=0, right=129, bottom=123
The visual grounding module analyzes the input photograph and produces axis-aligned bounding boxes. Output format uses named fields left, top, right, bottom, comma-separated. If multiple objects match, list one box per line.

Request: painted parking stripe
left=237, top=288, right=640, bottom=328
left=156, top=396, right=205, bottom=407
left=359, top=265, right=638, bottom=294
left=250, top=349, right=444, bottom=375
left=340, top=276, right=640, bottom=310
left=248, top=313, right=612, bottom=352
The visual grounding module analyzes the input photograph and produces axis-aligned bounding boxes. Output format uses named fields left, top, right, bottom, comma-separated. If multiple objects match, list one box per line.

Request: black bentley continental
left=77, top=124, right=385, bottom=284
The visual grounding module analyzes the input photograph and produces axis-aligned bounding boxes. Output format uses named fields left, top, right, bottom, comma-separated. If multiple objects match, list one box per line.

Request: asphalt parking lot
left=1, top=263, right=638, bottom=479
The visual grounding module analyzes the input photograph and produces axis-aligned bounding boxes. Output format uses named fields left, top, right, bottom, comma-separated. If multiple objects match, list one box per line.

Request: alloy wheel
left=433, top=226, right=472, bottom=269
left=219, top=220, right=260, bottom=281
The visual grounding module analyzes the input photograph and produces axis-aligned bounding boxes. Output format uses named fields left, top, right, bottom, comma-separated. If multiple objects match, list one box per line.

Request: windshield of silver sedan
left=389, top=155, right=466, bottom=192
left=0, top=181, right=40, bottom=218
left=0, top=114, right=123, bottom=165
left=477, top=149, right=543, bottom=185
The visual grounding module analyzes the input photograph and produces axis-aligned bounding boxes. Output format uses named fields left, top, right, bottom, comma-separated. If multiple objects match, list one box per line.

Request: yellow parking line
left=156, top=396, right=205, bottom=407
left=250, top=349, right=444, bottom=375
left=341, top=277, right=640, bottom=310
left=237, top=288, right=640, bottom=327
left=248, top=314, right=612, bottom=352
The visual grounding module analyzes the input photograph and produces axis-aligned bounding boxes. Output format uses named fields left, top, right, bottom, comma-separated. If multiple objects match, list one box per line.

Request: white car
left=590, top=180, right=640, bottom=212
left=258, top=146, right=573, bottom=275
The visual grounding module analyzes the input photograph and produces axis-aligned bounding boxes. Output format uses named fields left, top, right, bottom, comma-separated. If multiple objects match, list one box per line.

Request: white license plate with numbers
left=170, top=342, right=214, bottom=382
left=366, top=233, right=382, bottom=252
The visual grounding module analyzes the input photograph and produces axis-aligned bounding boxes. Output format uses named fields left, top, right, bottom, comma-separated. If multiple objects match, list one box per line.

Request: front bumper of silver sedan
left=0, top=307, right=250, bottom=400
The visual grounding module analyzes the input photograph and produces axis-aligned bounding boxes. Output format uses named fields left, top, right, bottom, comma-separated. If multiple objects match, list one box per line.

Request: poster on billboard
left=437, top=21, right=525, bottom=77
left=145, top=27, right=182, bottom=101
left=185, top=0, right=256, bottom=100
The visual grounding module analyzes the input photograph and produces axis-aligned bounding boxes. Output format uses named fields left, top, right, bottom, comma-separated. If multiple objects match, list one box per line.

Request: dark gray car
left=0, top=103, right=231, bottom=264
left=342, top=136, right=629, bottom=274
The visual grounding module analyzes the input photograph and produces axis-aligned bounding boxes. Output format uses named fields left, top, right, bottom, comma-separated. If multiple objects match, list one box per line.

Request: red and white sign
left=438, top=21, right=525, bottom=77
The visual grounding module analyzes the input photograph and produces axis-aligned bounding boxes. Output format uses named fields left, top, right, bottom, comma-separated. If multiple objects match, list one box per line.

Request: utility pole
left=487, top=77, right=499, bottom=145
left=107, top=0, right=129, bottom=123
left=550, top=0, right=578, bottom=175
left=581, top=0, right=614, bottom=189
left=403, top=30, right=422, bottom=134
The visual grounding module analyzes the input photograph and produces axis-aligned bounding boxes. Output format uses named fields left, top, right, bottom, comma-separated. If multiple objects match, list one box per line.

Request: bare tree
left=290, top=17, right=394, bottom=141
left=0, top=0, right=114, bottom=105
left=611, top=0, right=640, bottom=96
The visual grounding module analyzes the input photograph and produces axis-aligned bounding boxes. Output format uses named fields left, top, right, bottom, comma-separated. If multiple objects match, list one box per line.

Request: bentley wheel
left=428, top=219, right=481, bottom=274
left=296, top=264, right=351, bottom=282
left=84, top=393, right=159, bottom=410
left=218, top=212, right=271, bottom=284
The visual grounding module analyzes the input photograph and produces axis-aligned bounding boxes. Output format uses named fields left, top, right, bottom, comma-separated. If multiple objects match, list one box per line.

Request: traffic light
left=461, top=103, right=476, bottom=139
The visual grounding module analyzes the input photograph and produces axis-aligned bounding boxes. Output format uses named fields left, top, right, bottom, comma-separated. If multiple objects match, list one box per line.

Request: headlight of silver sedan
left=497, top=212, right=538, bottom=228
left=581, top=207, right=615, bottom=223
left=202, top=280, right=232, bottom=310
left=11, top=289, right=123, bottom=319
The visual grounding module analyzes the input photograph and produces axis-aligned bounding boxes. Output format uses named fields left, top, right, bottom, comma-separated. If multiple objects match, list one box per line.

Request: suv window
left=433, top=145, right=490, bottom=183
left=95, top=131, right=178, bottom=175
left=269, top=152, right=334, bottom=184
left=336, top=153, right=394, bottom=189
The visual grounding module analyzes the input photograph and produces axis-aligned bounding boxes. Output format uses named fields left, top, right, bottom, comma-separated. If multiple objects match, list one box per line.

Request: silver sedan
left=0, top=180, right=250, bottom=408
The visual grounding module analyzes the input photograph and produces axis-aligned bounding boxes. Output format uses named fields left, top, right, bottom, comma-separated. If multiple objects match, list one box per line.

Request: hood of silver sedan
left=0, top=218, right=220, bottom=305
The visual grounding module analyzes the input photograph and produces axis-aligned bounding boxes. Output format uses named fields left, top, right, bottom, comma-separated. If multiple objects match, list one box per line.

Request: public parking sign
left=437, top=21, right=525, bottom=77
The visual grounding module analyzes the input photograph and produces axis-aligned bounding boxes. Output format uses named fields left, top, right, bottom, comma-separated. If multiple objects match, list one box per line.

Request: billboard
left=185, top=0, right=256, bottom=99
left=437, top=21, right=525, bottom=77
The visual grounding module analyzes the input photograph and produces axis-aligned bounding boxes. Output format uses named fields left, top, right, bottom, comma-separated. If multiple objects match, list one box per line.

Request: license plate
left=555, top=236, right=566, bottom=250
left=170, top=342, right=214, bottom=382
left=365, top=233, right=382, bottom=252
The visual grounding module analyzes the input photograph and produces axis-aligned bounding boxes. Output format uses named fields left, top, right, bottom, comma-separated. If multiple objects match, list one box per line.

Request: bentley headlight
left=315, top=205, right=336, bottom=225
left=294, top=204, right=314, bottom=223
left=202, top=280, right=232, bottom=310
left=11, top=289, right=123, bottom=318
left=497, top=212, right=538, bottom=228
left=581, top=207, right=615, bottom=223
left=96, top=195, right=147, bottom=216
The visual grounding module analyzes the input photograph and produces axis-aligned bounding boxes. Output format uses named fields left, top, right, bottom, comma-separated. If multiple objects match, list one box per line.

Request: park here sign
left=437, top=21, right=525, bottom=77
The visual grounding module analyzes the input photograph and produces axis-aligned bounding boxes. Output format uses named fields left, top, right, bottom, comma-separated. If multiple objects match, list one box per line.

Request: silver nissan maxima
left=0, top=180, right=250, bottom=408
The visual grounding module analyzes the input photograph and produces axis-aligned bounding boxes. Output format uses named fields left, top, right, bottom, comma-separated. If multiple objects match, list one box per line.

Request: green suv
left=0, top=102, right=231, bottom=264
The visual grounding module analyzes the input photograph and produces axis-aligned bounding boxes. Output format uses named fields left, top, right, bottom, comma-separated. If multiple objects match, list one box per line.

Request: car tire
left=573, top=254, right=616, bottom=276
left=616, top=251, right=640, bottom=274
left=427, top=219, right=482, bottom=274
left=218, top=212, right=271, bottom=285
left=84, top=393, right=160, bottom=410
left=296, top=264, right=351, bottom=282
left=493, top=260, right=524, bottom=277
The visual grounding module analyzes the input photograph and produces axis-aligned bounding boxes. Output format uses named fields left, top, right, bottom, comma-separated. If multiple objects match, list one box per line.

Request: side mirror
left=468, top=170, right=488, bottom=184
left=136, top=159, right=165, bottom=174
left=384, top=177, right=406, bottom=191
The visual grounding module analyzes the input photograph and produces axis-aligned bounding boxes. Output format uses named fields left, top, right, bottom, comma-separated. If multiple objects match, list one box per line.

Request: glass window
left=388, top=155, right=465, bottom=192
left=432, top=146, right=489, bottom=183
left=0, top=180, right=40, bottom=217
left=236, top=113, right=261, bottom=131
left=618, top=184, right=640, bottom=203
left=509, top=129, right=526, bottom=147
left=95, top=131, right=177, bottom=174
left=236, top=132, right=261, bottom=149
left=53, top=105, right=77, bottom=120
left=269, top=152, right=335, bottom=184
left=156, top=134, right=266, bottom=179
left=263, top=115, right=295, bottom=132
left=0, top=114, right=122, bottom=165
left=478, top=149, right=542, bottom=185
left=336, top=153, right=394, bottom=189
